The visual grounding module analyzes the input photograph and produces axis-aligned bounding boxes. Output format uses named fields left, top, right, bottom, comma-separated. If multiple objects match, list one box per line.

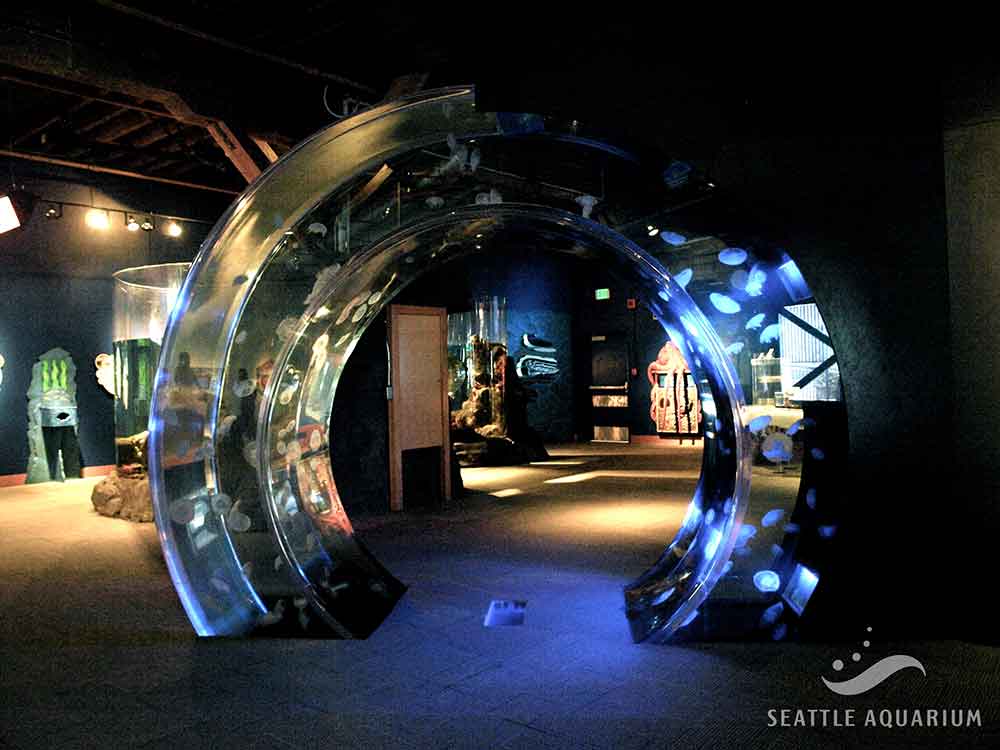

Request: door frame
left=387, top=304, right=452, bottom=511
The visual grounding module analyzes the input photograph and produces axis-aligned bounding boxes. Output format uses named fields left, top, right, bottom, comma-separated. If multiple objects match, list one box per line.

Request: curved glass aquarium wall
left=113, top=263, right=190, bottom=464
left=149, top=87, right=844, bottom=642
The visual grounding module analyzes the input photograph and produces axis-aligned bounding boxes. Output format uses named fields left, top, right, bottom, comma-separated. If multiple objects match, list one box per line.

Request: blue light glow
left=725, top=341, right=744, bottom=356
left=745, top=313, right=765, bottom=330
left=772, top=623, right=788, bottom=641
left=745, top=263, right=767, bottom=297
left=753, top=570, right=781, bottom=593
left=805, top=488, right=817, bottom=509
left=681, top=316, right=700, bottom=339
left=761, top=508, right=785, bottom=527
left=760, top=601, right=784, bottom=626
left=735, top=524, right=757, bottom=548
left=761, top=433, right=794, bottom=462
left=663, top=161, right=692, bottom=188
left=784, top=522, right=801, bottom=534
left=777, top=257, right=812, bottom=301
left=651, top=587, right=676, bottom=606
left=704, top=528, right=723, bottom=559
left=681, top=503, right=702, bottom=529
left=818, top=525, right=837, bottom=538
left=709, top=293, right=741, bottom=314
left=759, top=323, right=781, bottom=344
left=811, top=448, right=826, bottom=460
left=748, top=415, right=772, bottom=433
left=674, top=268, right=693, bottom=288
left=718, top=247, right=748, bottom=266
left=660, top=230, right=687, bottom=245
left=782, top=563, right=819, bottom=615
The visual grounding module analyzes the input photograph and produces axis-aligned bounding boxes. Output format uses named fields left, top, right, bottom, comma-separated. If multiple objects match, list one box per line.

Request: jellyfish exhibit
left=148, top=86, right=842, bottom=644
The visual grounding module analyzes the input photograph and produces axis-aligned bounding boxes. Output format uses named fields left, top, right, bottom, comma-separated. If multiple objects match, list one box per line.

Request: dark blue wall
left=395, top=248, right=580, bottom=443
left=467, top=251, right=576, bottom=443
left=0, top=274, right=115, bottom=473
left=0, top=160, right=226, bottom=476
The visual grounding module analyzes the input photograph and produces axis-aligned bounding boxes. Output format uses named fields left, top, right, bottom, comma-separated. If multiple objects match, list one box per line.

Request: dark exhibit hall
left=1, top=9, right=998, bottom=749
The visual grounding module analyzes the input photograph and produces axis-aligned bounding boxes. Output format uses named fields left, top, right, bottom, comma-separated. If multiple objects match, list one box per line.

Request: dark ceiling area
left=2, top=5, right=965, bottom=201
left=1, top=2, right=462, bottom=194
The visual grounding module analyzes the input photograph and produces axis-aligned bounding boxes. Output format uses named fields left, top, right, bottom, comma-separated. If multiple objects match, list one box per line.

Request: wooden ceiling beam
left=250, top=135, right=279, bottom=164
left=89, top=111, right=153, bottom=143
left=12, top=98, right=94, bottom=146
left=127, top=120, right=188, bottom=148
left=0, top=148, right=240, bottom=194
left=0, top=72, right=176, bottom=120
left=75, top=105, right=129, bottom=135
left=1, top=43, right=264, bottom=183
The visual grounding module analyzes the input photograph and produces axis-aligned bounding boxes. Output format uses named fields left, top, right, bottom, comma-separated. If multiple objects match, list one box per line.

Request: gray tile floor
left=2, top=444, right=998, bottom=748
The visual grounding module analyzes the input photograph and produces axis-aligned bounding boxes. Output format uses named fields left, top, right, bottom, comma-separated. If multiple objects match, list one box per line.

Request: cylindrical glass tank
left=447, top=311, right=472, bottom=409
left=112, top=263, right=191, bottom=465
left=471, top=295, right=507, bottom=435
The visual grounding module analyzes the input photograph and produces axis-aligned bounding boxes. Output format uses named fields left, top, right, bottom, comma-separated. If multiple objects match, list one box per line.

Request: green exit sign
left=595, top=288, right=611, bottom=301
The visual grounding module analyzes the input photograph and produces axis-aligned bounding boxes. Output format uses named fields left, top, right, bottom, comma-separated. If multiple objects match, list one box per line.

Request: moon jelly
left=753, top=570, right=781, bottom=593
left=709, top=293, right=741, bottom=315
left=718, top=247, right=748, bottom=266
left=760, top=323, right=781, bottom=344
left=761, top=508, right=785, bottom=527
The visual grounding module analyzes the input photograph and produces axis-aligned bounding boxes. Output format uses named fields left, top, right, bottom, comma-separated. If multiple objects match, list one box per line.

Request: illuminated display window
left=782, top=563, right=820, bottom=615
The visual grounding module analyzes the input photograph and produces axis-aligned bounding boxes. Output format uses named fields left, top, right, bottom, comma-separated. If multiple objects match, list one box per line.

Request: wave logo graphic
left=821, top=627, right=927, bottom=696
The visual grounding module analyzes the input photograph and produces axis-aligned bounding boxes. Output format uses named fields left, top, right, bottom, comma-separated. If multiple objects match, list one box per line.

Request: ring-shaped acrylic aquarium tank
left=150, top=87, right=842, bottom=642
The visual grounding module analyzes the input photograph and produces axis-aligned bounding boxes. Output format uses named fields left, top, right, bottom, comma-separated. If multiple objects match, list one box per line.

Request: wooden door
left=387, top=305, right=451, bottom=511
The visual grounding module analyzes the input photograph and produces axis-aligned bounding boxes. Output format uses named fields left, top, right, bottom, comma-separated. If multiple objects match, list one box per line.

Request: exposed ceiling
left=1, top=2, right=448, bottom=193
left=0, top=5, right=959, bottom=202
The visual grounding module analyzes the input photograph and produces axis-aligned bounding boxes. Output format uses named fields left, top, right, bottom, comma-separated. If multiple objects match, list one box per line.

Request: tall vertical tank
left=112, top=263, right=190, bottom=465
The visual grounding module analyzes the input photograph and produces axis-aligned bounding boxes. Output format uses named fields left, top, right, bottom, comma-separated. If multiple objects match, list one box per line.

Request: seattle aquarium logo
left=767, top=628, right=983, bottom=730
left=821, top=626, right=926, bottom=696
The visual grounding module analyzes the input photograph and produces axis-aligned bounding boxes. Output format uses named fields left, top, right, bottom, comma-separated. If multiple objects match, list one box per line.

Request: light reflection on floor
left=369, top=440, right=801, bottom=609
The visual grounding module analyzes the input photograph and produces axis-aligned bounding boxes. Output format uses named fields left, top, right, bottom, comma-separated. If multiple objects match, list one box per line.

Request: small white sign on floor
left=484, top=599, right=527, bottom=627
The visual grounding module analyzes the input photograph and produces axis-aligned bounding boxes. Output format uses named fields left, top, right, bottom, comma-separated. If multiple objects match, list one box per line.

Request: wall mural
left=515, top=332, right=559, bottom=381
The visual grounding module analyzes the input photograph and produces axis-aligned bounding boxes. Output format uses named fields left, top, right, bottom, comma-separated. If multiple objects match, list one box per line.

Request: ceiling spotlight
left=85, top=208, right=111, bottom=230
left=140, top=217, right=154, bottom=232
left=648, top=226, right=659, bottom=237
left=126, top=215, right=140, bottom=232
left=165, top=220, right=182, bottom=238
left=44, top=203, right=62, bottom=220
left=0, top=190, right=36, bottom=234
